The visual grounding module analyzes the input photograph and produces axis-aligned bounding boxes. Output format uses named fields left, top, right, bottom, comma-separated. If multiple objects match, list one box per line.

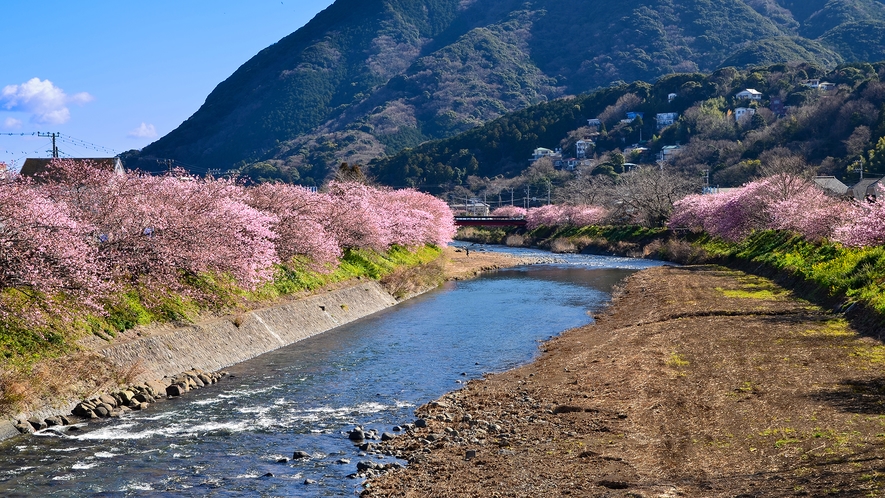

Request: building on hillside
left=464, top=198, right=490, bottom=216
left=576, top=139, right=592, bottom=159
left=848, top=178, right=883, bottom=201
left=659, top=145, right=682, bottom=162
left=736, top=89, right=762, bottom=101
left=813, top=176, right=849, bottom=196
left=20, top=157, right=125, bottom=179
left=531, top=147, right=554, bottom=162
left=587, top=118, right=602, bottom=128
left=735, top=107, right=756, bottom=122
left=802, top=79, right=836, bottom=91
left=530, top=147, right=562, bottom=164
left=656, top=112, right=678, bottom=129
left=554, top=157, right=581, bottom=171
left=668, top=93, right=677, bottom=103
left=625, top=111, right=644, bottom=120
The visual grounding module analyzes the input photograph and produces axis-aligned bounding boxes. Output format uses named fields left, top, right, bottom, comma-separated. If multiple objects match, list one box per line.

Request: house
left=735, top=107, right=756, bottom=122
left=668, top=93, right=677, bottom=103
left=531, top=147, right=554, bottom=162
left=625, top=111, right=644, bottom=120
left=576, top=139, right=593, bottom=159
left=587, top=118, right=602, bottom=128
left=813, top=176, right=849, bottom=196
left=555, top=157, right=580, bottom=171
left=736, top=89, right=762, bottom=101
left=464, top=198, right=490, bottom=216
left=847, top=178, right=883, bottom=201
left=656, top=112, right=678, bottom=129
left=659, top=145, right=682, bottom=162
left=20, top=157, right=125, bottom=179
left=802, top=79, right=836, bottom=91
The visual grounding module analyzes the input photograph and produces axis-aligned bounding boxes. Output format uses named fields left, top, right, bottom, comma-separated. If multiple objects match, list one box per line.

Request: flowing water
left=0, top=246, right=665, bottom=497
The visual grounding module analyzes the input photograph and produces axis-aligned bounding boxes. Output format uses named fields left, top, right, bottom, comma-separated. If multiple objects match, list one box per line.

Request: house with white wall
left=656, top=112, right=678, bottom=129
left=736, top=89, right=762, bottom=101
left=735, top=107, right=756, bottom=122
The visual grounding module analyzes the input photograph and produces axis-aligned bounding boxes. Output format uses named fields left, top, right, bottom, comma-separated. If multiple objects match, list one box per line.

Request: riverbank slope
left=0, top=247, right=532, bottom=441
left=366, top=265, right=885, bottom=496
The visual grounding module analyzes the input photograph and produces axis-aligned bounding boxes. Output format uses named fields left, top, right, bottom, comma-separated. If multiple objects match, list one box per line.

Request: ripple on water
left=0, top=253, right=664, bottom=497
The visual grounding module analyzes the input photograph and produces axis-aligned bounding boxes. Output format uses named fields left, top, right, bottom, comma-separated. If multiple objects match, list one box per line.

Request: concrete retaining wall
left=99, top=281, right=399, bottom=381
left=1, top=281, right=403, bottom=441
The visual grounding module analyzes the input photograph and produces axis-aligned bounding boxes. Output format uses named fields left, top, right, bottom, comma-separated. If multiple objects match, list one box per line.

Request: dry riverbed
left=440, top=245, right=544, bottom=281
left=365, top=265, right=885, bottom=497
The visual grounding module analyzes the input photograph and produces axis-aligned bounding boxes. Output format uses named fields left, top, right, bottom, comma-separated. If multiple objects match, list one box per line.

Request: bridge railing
left=453, top=216, right=527, bottom=226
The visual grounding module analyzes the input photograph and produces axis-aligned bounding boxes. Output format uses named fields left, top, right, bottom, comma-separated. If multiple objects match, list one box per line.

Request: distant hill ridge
left=127, top=0, right=885, bottom=183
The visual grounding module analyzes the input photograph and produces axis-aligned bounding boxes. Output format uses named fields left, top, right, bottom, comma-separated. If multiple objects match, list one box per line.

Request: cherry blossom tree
left=565, top=205, right=608, bottom=227
left=525, top=204, right=607, bottom=229
left=41, top=160, right=278, bottom=290
left=491, top=206, right=527, bottom=218
left=526, top=205, right=565, bottom=229
left=670, top=174, right=851, bottom=242
left=0, top=177, right=104, bottom=321
left=246, top=183, right=341, bottom=270
left=833, top=185, right=885, bottom=247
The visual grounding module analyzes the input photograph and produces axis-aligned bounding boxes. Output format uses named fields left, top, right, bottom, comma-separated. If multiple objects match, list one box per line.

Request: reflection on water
left=0, top=247, right=665, bottom=496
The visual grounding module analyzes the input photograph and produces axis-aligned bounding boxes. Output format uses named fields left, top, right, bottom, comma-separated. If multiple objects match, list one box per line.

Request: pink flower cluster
left=0, top=161, right=455, bottom=318
left=668, top=174, right=881, bottom=246
left=525, top=204, right=608, bottom=230
left=833, top=185, right=885, bottom=247
left=491, top=206, right=528, bottom=218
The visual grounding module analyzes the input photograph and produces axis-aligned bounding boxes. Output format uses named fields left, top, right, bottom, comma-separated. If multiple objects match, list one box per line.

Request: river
left=0, top=246, right=665, bottom=497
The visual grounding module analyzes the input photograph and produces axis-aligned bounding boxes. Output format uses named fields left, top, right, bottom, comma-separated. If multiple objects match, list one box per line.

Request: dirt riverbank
left=439, top=246, right=538, bottom=281
left=365, top=265, right=885, bottom=497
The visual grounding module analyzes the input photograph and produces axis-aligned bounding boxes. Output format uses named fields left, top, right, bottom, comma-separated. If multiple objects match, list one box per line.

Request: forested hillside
left=126, top=0, right=885, bottom=184
left=370, top=62, right=885, bottom=191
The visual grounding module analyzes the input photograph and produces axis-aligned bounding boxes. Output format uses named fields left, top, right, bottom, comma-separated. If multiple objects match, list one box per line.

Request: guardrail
left=454, top=216, right=527, bottom=227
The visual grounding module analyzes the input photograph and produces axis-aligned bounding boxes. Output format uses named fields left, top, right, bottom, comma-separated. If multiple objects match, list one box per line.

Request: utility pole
left=37, top=132, right=59, bottom=158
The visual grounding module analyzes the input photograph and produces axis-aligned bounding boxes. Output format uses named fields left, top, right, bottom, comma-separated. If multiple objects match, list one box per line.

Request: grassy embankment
left=458, top=225, right=885, bottom=331
left=0, top=245, right=443, bottom=415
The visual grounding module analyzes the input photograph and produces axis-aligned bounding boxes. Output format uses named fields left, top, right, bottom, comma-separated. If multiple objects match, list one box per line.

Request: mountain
left=127, top=0, right=885, bottom=183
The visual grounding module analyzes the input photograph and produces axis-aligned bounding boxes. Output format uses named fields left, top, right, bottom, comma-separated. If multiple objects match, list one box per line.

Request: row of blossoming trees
left=668, top=173, right=885, bottom=247
left=490, top=205, right=608, bottom=230
left=489, top=172, right=884, bottom=249
left=0, top=160, right=455, bottom=325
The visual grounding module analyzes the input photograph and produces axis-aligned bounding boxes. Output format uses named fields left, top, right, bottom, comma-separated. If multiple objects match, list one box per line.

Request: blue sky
left=0, top=0, right=335, bottom=170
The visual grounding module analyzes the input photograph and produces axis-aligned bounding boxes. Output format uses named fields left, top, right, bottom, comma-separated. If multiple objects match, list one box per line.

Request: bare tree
left=613, top=167, right=701, bottom=226
left=555, top=168, right=615, bottom=205
left=598, top=93, right=642, bottom=128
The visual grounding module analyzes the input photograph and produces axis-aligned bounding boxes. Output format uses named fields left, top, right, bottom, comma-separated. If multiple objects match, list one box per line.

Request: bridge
left=454, top=216, right=527, bottom=227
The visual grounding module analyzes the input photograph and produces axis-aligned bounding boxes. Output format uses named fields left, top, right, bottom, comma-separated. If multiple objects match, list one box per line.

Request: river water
left=0, top=246, right=665, bottom=497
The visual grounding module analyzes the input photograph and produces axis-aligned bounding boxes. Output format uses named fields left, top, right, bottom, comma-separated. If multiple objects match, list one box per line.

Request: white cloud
left=3, top=117, right=22, bottom=129
left=128, top=122, right=158, bottom=139
left=0, top=78, right=94, bottom=125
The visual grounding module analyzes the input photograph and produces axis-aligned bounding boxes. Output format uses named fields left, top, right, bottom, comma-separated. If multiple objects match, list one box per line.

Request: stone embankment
left=12, top=368, right=228, bottom=435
